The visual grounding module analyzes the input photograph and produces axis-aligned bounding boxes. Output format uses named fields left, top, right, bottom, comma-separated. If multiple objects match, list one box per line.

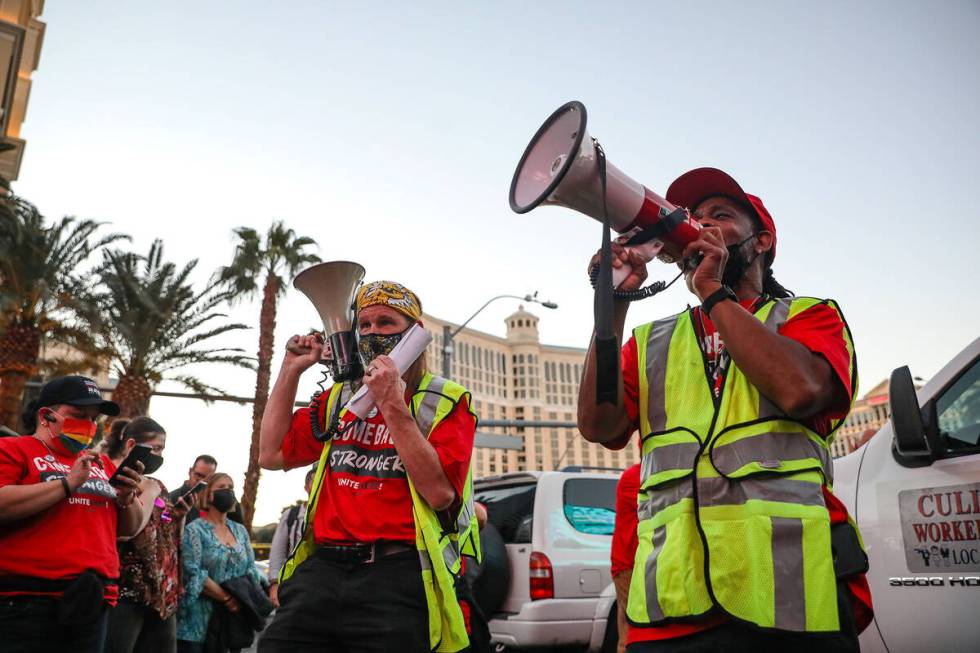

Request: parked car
left=474, top=469, right=621, bottom=652
left=834, top=336, right=980, bottom=652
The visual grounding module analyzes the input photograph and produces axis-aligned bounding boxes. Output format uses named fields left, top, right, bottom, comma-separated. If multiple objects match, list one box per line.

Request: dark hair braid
left=745, top=206, right=792, bottom=299
left=105, top=416, right=166, bottom=458
left=762, top=266, right=793, bottom=298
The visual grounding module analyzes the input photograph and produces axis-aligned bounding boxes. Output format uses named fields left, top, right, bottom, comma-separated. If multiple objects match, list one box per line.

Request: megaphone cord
left=588, top=263, right=684, bottom=301
left=308, top=371, right=362, bottom=442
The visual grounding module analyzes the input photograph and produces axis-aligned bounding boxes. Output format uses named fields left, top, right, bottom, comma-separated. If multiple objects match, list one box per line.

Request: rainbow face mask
left=46, top=410, right=97, bottom=454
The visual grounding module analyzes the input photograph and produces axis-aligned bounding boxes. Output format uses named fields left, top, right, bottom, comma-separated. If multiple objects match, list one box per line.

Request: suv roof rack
left=559, top=465, right=625, bottom=473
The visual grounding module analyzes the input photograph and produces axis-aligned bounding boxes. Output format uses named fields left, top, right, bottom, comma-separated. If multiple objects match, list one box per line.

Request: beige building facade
left=0, top=0, right=44, bottom=182
left=831, top=378, right=891, bottom=458
left=423, top=307, right=639, bottom=479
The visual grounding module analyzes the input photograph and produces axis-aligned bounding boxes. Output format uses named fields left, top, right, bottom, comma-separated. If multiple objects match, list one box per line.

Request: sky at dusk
left=13, top=1, right=979, bottom=524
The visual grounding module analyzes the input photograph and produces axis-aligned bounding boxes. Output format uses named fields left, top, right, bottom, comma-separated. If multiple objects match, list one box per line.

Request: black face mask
left=143, top=453, right=164, bottom=475
left=721, top=234, right=760, bottom=288
left=358, top=331, right=405, bottom=368
left=211, top=488, right=237, bottom=513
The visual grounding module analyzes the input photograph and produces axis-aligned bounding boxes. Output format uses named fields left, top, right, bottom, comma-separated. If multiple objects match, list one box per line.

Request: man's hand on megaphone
left=284, top=334, right=324, bottom=372
left=681, top=225, right=728, bottom=302
left=588, top=238, right=649, bottom=292
left=362, top=355, right=407, bottom=417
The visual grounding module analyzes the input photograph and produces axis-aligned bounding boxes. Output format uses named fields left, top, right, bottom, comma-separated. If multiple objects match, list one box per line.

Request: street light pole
left=441, top=292, right=558, bottom=378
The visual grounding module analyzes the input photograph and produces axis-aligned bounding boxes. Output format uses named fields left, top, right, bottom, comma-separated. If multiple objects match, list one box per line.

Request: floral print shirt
left=177, top=517, right=264, bottom=643
left=117, top=478, right=182, bottom=619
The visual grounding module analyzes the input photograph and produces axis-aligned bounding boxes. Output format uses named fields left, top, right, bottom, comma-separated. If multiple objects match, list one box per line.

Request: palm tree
left=218, top=221, right=320, bottom=532
left=0, top=194, right=126, bottom=430
left=77, top=240, right=253, bottom=417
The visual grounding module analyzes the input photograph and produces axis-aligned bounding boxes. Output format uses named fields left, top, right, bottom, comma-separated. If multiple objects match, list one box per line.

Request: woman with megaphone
left=256, top=278, right=478, bottom=653
left=577, top=168, right=873, bottom=652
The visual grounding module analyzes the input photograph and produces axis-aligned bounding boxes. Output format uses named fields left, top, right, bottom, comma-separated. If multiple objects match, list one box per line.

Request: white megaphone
left=292, top=261, right=365, bottom=382
left=509, top=101, right=702, bottom=286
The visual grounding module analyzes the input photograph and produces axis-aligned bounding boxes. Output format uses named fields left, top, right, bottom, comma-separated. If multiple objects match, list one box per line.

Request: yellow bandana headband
left=355, top=280, right=423, bottom=322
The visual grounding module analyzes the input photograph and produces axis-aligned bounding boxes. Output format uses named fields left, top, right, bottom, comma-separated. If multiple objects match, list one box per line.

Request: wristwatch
left=702, top=285, right=737, bottom=318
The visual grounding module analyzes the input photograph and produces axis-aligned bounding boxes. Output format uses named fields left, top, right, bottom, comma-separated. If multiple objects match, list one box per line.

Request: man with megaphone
left=577, top=168, right=873, bottom=652
left=256, top=279, right=478, bottom=653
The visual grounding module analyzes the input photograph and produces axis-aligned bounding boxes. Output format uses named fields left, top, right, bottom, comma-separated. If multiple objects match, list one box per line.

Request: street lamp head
left=523, top=291, right=557, bottom=310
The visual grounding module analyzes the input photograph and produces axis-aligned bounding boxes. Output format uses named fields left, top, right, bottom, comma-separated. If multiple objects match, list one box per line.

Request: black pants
left=0, top=596, right=108, bottom=653
left=626, top=580, right=860, bottom=653
left=258, top=549, right=430, bottom=653
left=105, top=599, right=177, bottom=653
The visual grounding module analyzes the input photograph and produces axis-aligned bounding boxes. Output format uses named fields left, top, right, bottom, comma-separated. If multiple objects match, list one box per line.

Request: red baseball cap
left=665, top=167, right=777, bottom=263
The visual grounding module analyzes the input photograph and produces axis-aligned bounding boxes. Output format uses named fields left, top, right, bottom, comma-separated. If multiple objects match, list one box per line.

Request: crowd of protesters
left=0, top=375, right=294, bottom=653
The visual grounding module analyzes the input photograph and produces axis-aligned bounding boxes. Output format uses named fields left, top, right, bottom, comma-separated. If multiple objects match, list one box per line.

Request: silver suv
left=473, top=470, right=620, bottom=652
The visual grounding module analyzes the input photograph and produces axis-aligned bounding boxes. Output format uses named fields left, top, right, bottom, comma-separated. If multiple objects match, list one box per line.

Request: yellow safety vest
left=279, top=372, right=479, bottom=652
left=626, top=297, right=860, bottom=632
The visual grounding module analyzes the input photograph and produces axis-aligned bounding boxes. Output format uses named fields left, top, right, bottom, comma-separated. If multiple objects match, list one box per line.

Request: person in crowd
left=257, top=280, right=478, bottom=653
left=266, top=466, right=316, bottom=608
left=578, top=168, right=873, bottom=651
left=0, top=375, right=143, bottom=653
left=610, top=464, right=640, bottom=653
left=104, top=417, right=191, bottom=653
left=457, top=502, right=492, bottom=653
left=176, top=472, right=269, bottom=653
left=169, top=455, right=217, bottom=525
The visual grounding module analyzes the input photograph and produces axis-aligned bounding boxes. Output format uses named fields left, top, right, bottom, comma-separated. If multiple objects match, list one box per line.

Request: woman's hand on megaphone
left=589, top=238, right=649, bottom=292
left=284, top=333, right=324, bottom=372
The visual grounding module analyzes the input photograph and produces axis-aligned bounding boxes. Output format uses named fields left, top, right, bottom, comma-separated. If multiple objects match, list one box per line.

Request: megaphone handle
left=610, top=240, right=665, bottom=287
left=593, top=140, right=620, bottom=406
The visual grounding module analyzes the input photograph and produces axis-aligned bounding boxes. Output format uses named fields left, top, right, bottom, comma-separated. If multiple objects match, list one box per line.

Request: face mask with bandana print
left=358, top=331, right=406, bottom=369
left=44, top=409, right=97, bottom=455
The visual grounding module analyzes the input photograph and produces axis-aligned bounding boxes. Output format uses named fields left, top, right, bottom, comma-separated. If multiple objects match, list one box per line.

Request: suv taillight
left=529, top=551, right=554, bottom=600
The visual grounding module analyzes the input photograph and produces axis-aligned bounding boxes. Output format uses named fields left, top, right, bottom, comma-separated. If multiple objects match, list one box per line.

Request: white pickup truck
left=834, top=336, right=980, bottom=652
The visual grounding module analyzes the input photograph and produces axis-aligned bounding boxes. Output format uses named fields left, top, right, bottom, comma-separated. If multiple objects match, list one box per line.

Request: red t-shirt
left=281, top=389, right=476, bottom=544
left=0, top=436, right=122, bottom=603
left=613, top=299, right=872, bottom=642
left=610, top=463, right=641, bottom=577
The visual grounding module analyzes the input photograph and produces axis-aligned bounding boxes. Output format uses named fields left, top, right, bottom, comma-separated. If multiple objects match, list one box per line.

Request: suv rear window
left=474, top=483, right=536, bottom=543
left=563, top=478, right=617, bottom=535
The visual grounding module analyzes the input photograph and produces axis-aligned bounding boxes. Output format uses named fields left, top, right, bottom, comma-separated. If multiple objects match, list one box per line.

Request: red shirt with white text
left=281, top=388, right=476, bottom=544
left=0, top=436, right=122, bottom=603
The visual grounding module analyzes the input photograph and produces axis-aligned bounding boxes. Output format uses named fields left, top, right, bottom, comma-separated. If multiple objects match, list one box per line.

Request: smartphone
left=178, top=480, right=208, bottom=504
left=109, top=444, right=154, bottom=486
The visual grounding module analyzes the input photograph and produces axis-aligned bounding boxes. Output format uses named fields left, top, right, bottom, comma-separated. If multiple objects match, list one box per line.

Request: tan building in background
left=423, top=307, right=639, bottom=479
left=0, top=0, right=44, bottom=182
left=831, top=379, right=892, bottom=458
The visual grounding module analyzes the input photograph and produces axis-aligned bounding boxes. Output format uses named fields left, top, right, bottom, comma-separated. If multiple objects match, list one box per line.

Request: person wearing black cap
left=578, top=169, right=872, bottom=651
left=0, top=375, right=145, bottom=653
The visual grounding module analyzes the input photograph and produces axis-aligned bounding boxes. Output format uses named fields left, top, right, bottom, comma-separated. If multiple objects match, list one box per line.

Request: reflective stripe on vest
left=627, top=297, right=860, bottom=633
left=278, top=373, right=478, bottom=652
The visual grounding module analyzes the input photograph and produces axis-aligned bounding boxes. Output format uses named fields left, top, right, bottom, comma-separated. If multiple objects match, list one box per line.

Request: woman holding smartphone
left=104, top=417, right=191, bottom=653
left=0, top=376, right=143, bottom=653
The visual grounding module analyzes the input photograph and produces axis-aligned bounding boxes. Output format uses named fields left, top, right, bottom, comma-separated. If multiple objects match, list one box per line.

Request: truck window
left=936, top=357, right=980, bottom=454
left=475, top=483, right=536, bottom=543
left=563, top=478, right=617, bottom=535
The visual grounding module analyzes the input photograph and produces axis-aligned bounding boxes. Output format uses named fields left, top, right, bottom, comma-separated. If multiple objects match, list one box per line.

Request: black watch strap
left=702, top=285, right=737, bottom=318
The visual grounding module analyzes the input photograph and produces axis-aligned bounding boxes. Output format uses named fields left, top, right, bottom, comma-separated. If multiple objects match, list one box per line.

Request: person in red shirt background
left=256, top=280, right=476, bottom=653
left=0, top=375, right=144, bottom=653
left=579, top=168, right=873, bottom=652
left=611, top=463, right=641, bottom=653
